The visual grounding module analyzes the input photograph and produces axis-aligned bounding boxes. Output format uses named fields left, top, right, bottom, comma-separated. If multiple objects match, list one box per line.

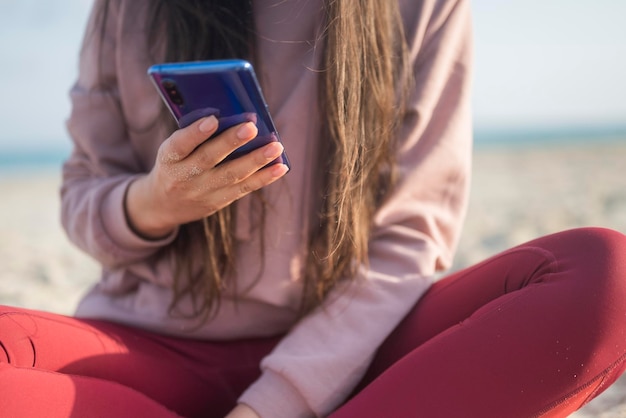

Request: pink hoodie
left=62, top=0, right=473, bottom=416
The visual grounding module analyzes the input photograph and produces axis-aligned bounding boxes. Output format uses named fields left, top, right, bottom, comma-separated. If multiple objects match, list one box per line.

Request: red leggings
left=1, top=227, right=626, bottom=417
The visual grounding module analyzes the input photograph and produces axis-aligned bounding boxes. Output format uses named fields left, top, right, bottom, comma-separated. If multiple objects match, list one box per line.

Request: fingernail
left=199, top=116, right=218, bottom=133
left=264, top=142, right=284, bottom=158
left=237, top=122, right=257, bottom=140
left=270, top=163, right=289, bottom=177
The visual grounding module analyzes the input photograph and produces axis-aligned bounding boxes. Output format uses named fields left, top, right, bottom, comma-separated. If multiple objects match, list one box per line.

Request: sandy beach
left=1, top=139, right=625, bottom=416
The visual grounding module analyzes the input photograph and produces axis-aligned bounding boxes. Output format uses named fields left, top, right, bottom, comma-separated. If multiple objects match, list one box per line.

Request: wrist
left=124, top=175, right=176, bottom=239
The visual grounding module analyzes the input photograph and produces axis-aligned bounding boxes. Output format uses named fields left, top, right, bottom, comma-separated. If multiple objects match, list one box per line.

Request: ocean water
left=472, top=124, right=626, bottom=149
left=0, top=147, right=71, bottom=175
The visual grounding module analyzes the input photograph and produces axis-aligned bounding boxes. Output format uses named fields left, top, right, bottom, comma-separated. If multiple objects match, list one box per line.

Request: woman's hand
left=224, top=404, right=261, bottom=418
left=125, top=115, right=288, bottom=239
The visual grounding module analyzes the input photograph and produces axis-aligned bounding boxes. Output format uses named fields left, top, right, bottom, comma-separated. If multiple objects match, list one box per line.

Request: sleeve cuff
left=100, top=177, right=178, bottom=251
left=239, top=370, right=315, bottom=418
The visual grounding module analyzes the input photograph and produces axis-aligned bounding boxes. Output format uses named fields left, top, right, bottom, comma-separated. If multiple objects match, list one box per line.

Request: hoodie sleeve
left=61, top=0, right=177, bottom=270
left=239, top=0, right=473, bottom=416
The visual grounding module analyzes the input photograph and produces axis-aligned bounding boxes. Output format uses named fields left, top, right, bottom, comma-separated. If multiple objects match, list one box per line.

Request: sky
left=472, top=0, right=626, bottom=130
left=0, top=0, right=625, bottom=152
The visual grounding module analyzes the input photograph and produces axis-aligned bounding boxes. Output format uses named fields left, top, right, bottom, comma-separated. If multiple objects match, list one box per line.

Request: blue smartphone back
left=148, top=59, right=289, bottom=168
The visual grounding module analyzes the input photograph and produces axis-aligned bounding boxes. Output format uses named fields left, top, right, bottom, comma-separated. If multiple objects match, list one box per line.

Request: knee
left=534, top=227, right=626, bottom=307
left=557, top=227, right=626, bottom=271
left=557, top=227, right=626, bottom=313
left=572, top=226, right=626, bottom=247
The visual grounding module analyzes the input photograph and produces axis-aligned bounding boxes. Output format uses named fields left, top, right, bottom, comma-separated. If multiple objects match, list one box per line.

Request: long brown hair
left=96, top=0, right=409, bottom=319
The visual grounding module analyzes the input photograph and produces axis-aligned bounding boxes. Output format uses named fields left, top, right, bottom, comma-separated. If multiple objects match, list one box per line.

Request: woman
left=1, top=0, right=625, bottom=417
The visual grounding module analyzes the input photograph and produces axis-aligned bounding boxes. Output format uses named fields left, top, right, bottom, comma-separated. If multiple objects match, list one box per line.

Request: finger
left=193, top=122, right=259, bottom=168
left=209, top=141, right=286, bottom=189
left=219, top=163, right=289, bottom=204
left=159, top=116, right=219, bottom=164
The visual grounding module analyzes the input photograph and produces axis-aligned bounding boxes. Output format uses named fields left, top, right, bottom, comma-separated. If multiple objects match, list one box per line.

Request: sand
left=1, top=139, right=625, bottom=416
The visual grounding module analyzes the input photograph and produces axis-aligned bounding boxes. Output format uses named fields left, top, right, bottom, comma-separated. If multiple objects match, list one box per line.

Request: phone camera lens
left=162, top=79, right=184, bottom=106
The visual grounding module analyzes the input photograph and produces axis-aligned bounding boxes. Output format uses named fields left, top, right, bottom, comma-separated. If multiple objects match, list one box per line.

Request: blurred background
left=0, top=1, right=625, bottom=414
left=1, top=0, right=625, bottom=156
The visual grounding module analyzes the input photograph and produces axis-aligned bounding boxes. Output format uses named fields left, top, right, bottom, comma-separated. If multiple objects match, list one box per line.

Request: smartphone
left=147, top=59, right=290, bottom=168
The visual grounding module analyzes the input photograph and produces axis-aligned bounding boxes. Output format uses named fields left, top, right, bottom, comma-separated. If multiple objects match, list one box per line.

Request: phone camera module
left=162, top=79, right=184, bottom=106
